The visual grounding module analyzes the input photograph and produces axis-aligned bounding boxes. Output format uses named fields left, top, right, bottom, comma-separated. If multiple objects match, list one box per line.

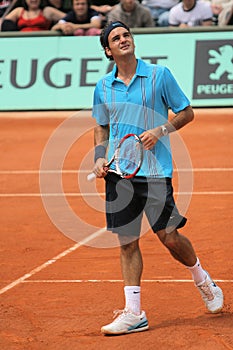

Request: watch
left=161, top=125, right=168, bottom=136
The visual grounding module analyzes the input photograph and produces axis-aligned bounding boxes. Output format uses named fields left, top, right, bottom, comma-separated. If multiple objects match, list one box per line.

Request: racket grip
left=87, top=172, right=96, bottom=182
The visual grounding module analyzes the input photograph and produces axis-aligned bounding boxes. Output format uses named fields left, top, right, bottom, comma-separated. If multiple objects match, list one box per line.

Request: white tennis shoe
left=101, top=309, right=149, bottom=335
left=196, top=272, right=224, bottom=313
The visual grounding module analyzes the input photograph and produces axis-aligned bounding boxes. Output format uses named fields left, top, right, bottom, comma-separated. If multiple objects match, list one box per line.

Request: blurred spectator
left=142, top=0, right=179, bottom=26
left=90, top=0, right=119, bottom=27
left=210, top=0, right=233, bottom=25
left=51, top=0, right=102, bottom=35
left=0, top=0, right=11, bottom=29
left=90, top=0, right=119, bottom=15
left=44, top=0, right=72, bottom=12
left=2, top=0, right=65, bottom=31
left=169, top=0, right=213, bottom=27
left=107, top=0, right=154, bottom=27
left=0, top=0, right=11, bottom=17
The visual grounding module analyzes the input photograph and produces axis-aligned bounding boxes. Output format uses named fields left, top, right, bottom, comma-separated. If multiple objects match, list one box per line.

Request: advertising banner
left=0, top=31, right=232, bottom=110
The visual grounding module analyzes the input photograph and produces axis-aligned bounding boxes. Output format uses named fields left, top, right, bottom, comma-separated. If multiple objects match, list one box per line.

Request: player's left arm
left=93, top=124, right=109, bottom=178
left=140, top=66, right=194, bottom=150
left=166, top=105, right=194, bottom=131
left=140, top=106, right=194, bottom=150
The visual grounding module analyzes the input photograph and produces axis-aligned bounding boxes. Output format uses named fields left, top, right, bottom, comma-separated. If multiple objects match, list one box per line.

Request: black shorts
left=105, top=172, right=187, bottom=236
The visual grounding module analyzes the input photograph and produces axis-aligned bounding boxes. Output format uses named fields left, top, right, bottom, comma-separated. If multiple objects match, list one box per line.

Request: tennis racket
left=87, top=133, right=143, bottom=181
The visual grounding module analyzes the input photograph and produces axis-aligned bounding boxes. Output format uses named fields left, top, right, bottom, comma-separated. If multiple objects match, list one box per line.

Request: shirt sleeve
left=92, top=82, right=109, bottom=126
left=201, top=2, right=213, bottom=21
left=168, top=6, right=180, bottom=26
left=162, top=67, right=190, bottom=114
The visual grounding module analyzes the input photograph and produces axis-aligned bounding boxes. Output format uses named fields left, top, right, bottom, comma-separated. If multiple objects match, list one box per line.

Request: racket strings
left=117, top=137, right=142, bottom=175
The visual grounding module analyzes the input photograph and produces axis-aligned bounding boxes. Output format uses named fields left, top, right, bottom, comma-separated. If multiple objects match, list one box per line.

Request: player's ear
left=105, top=47, right=111, bottom=56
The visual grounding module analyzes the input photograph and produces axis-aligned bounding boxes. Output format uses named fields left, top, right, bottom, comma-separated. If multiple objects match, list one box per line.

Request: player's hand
left=93, top=158, right=108, bottom=178
left=140, top=127, right=161, bottom=150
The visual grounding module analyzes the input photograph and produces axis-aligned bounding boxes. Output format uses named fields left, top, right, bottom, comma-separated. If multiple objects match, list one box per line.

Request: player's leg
left=156, top=228, right=197, bottom=266
left=156, top=228, right=224, bottom=313
left=101, top=236, right=149, bottom=335
left=118, top=236, right=143, bottom=287
left=145, top=178, right=223, bottom=314
left=101, top=175, right=149, bottom=335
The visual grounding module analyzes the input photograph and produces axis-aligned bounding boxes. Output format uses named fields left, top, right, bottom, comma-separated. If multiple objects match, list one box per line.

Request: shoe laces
left=112, top=309, right=130, bottom=321
left=199, top=281, right=214, bottom=301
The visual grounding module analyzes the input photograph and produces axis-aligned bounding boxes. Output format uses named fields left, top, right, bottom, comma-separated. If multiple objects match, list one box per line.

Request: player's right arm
left=93, top=124, right=109, bottom=178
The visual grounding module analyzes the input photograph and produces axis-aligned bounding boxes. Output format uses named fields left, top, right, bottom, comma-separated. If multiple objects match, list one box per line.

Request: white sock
left=187, top=257, right=207, bottom=285
left=124, top=286, right=141, bottom=315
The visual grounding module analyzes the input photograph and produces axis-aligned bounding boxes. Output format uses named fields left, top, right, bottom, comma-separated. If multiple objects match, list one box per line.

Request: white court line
left=0, top=168, right=233, bottom=174
left=0, top=228, right=106, bottom=296
left=1, top=167, right=232, bottom=196
left=1, top=191, right=233, bottom=197
left=0, top=168, right=232, bottom=292
left=1, top=168, right=232, bottom=196
left=21, top=279, right=233, bottom=283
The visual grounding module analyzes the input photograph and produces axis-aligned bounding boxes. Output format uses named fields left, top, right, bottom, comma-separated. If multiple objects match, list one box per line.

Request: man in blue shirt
left=92, top=21, right=224, bottom=335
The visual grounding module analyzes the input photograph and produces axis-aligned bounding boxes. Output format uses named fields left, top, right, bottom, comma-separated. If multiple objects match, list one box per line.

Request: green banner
left=0, top=31, right=232, bottom=110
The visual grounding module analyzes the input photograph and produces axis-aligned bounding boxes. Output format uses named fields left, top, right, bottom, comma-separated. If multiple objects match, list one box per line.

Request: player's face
left=106, top=27, right=135, bottom=60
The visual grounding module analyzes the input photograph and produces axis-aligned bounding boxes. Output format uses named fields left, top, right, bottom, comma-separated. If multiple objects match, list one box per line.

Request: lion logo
left=208, top=45, right=233, bottom=80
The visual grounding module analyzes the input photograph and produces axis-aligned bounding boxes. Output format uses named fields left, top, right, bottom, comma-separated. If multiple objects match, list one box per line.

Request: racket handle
left=87, top=172, right=96, bottom=182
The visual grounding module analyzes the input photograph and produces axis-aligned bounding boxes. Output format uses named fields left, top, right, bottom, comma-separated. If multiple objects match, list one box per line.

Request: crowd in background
left=0, top=0, right=232, bottom=35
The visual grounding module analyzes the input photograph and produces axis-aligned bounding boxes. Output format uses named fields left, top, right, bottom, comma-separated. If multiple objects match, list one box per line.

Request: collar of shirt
left=110, top=58, right=149, bottom=85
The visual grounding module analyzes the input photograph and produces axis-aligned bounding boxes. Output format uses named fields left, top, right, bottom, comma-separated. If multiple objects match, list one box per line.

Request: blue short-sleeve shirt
left=92, top=58, right=190, bottom=178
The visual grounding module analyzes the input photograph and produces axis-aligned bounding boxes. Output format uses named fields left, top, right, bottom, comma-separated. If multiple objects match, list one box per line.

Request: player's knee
left=160, top=230, right=179, bottom=250
left=119, top=236, right=139, bottom=254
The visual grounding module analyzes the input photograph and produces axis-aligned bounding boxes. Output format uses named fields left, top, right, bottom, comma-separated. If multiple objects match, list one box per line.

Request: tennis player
left=91, top=21, right=224, bottom=335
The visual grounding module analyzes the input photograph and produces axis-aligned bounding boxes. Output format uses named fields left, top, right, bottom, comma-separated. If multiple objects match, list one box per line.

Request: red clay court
left=0, top=108, right=232, bottom=350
